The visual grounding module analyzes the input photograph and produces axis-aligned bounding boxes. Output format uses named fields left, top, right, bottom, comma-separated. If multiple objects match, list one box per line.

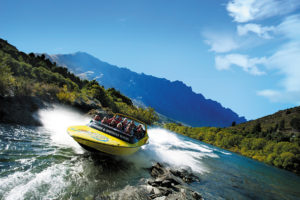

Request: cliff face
left=49, top=52, right=246, bottom=127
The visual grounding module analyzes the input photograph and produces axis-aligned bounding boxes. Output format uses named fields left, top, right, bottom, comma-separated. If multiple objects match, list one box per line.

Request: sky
left=0, top=0, right=300, bottom=120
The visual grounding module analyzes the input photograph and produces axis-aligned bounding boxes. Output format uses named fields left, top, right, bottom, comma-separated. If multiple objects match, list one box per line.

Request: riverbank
left=164, top=123, right=300, bottom=175
left=0, top=94, right=100, bottom=126
left=0, top=95, right=45, bottom=125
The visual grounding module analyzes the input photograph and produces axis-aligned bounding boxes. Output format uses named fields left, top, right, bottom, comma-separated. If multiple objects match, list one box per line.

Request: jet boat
left=67, top=113, right=149, bottom=156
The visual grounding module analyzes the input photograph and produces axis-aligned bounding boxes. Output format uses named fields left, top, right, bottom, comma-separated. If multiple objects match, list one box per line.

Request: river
left=0, top=105, right=300, bottom=200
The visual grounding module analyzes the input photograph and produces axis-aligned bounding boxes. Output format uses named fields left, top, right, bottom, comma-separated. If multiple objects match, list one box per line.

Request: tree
left=107, top=88, right=133, bottom=106
left=290, top=118, right=300, bottom=132
left=279, top=119, right=285, bottom=130
left=252, top=122, right=261, bottom=133
left=0, top=66, right=15, bottom=96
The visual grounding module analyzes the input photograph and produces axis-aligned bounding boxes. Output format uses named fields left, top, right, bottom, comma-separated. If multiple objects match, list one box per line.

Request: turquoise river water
left=0, top=106, right=300, bottom=199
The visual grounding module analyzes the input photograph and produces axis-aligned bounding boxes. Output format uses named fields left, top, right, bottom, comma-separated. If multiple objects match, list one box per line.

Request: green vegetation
left=164, top=107, right=300, bottom=174
left=0, top=39, right=158, bottom=124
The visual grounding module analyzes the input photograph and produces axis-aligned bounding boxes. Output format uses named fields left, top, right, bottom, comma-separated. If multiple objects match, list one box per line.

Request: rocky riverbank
left=108, top=162, right=203, bottom=200
left=0, top=95, right=45, bottom=126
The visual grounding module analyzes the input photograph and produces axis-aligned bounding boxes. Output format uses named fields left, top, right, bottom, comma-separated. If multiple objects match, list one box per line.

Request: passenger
left=107, top=116, right=116, bottom=124
left=116, top=122, right=123, bottom=130
left=94, top=115, right=101, bottom=121
left=110, top=118, right=118, bottom=127
left=125, top=121, right=135, bottom=135
left=101, top=116, right=108, bottom=124
left=136, top=124, right=144, bottom=134
left=116, top=116, right=122, bottom=124
left=121, top=118, right=128, bottom=128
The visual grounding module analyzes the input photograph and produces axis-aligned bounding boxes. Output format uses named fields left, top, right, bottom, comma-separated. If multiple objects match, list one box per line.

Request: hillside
left=227, top=106, right=300, bottom=142
left=0, top=39, right=158, bottom=125
left=164, top=106, right=300, bottom=174
left=48, top=52, right=246, bottom=127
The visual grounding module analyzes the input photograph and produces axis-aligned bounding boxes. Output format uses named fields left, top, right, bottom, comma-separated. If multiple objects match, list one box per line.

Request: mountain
left=48, top=52, right=246, bottom=127
left=0, top=38, right=158, bottom=125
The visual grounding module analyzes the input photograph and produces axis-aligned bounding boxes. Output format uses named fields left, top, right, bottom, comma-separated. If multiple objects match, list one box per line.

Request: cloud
left=237, top=23, right=275, bottom=39
left=267, top=42, right=300, bottom=91
left=203, top=0, right=300, bottom=105
left=215, top=54, right=266, bottom=75
left=77, top=71, right=94, bottom=79
left=95, top=73, right=104, bottom=80
left=203, top=31, right=238, bottom=53
left=211, top=14, right=300, bottom=104
left=227, top=0, right=300, bottom=22
left=276, top=14, right=300, bottom=40
left=257, top=89, right=300, bottom=104
left=256, top=15, right=300, bottom=103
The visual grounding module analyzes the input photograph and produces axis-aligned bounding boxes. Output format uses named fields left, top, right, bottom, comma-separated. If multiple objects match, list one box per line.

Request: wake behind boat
left=67, top=113, right=149, bottom=156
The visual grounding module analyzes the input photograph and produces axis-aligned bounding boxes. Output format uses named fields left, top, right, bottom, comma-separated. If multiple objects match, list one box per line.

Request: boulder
left=150, top=162, right=167, bottom=178
left=147, top=162, right=202, bottom=199
left=170, top=168, right=200, bottom=183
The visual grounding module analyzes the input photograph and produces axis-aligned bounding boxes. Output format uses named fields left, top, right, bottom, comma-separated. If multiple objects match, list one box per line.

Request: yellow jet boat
left=67, top=113, right=149, bottom=156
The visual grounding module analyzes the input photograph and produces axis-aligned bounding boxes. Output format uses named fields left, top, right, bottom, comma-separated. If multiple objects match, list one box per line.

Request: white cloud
left=277, top=14, right=300, bottom=40
left=257, top=90, right=281, bottom=100
left=203, top=31, right=238, bottom=53
left=237, top=23, right=274, bottom=39
left=205, top=1, right=300, bottom=105
left=257, top=89, right=300, bottom=104
left=95, top=73, right=104, bottom=80
left=215, top=54, right=266, bottom=75
left=77, top=71, right=94, bottom=79
left=257, top=15, right=300, bottom=103
left=227, top=0, right=300, bottom=22
left=267, top=42, right=300, bottom=91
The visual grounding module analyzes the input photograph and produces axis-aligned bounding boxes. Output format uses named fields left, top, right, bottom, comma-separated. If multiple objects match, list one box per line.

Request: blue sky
left=1, top=0, right=300, bottom=120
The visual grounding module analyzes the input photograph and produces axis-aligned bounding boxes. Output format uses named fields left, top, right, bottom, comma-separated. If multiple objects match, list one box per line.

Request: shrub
left=0, top=65, right=15, bottom=96
left=290, top=118, right=300, bottom=132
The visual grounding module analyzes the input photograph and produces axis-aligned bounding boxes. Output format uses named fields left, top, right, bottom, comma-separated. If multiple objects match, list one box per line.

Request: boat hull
left=67, top=125, right=148, bottom=156
left=72, top=136, right=140, bottom=155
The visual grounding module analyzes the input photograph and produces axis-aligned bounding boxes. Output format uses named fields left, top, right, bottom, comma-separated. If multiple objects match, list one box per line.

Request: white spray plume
left=38, top=104, right=90, bottom=153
